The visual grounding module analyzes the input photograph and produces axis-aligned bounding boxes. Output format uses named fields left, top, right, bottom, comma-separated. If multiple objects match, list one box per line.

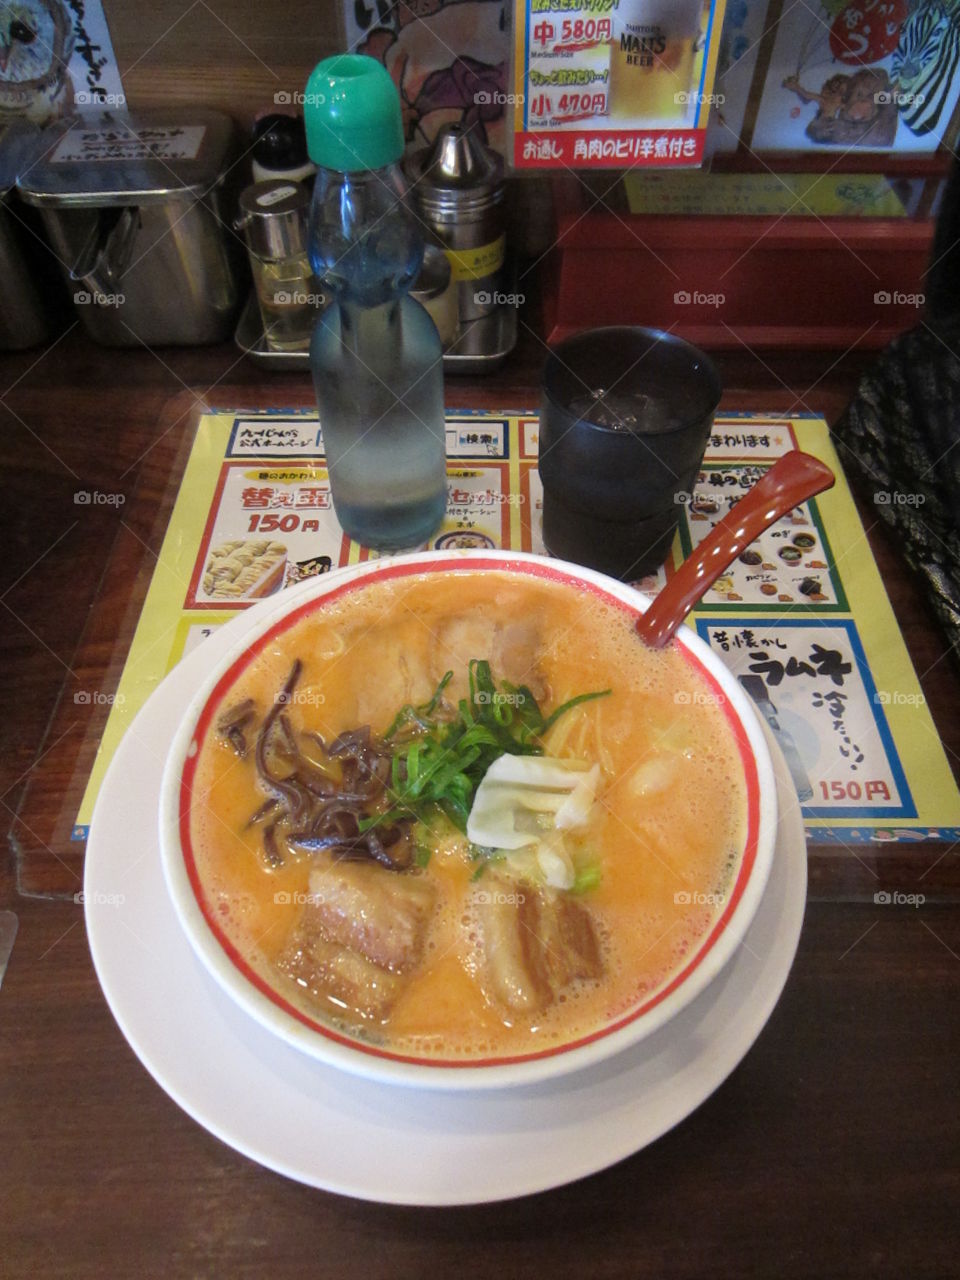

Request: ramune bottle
left=302, top=54, right=447, bottom=549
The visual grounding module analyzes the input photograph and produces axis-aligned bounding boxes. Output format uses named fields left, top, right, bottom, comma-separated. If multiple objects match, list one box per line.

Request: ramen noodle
left=184, top=570, right=750, bottom=1062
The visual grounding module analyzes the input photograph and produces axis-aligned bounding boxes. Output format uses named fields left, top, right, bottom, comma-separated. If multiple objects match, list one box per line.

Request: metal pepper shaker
left=405, top=124, right=505, bottom=333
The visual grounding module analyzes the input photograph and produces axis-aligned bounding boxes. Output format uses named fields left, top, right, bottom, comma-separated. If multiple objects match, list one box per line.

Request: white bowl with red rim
left=159, top=550, right=778, bottom=1090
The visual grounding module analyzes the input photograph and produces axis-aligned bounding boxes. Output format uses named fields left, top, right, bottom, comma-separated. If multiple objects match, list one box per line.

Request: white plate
left=84, top=605, right=806, bottom=1206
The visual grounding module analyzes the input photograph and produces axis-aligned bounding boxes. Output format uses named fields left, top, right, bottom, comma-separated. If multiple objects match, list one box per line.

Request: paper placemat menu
left=74, top=409, right=960, bottom=846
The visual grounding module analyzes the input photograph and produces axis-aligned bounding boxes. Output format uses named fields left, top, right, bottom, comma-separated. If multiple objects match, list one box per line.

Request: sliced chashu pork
left=434, top=615, right=548, bottom=704
left=276, top=858, right=436, bottom=1022
left=335, top=622, right=435, bottom=734
left=277, top=923, right=403, bottom=1021
left=305, top=859, right=435, bottom=973
left=475, top=874, right=603, bottom=1014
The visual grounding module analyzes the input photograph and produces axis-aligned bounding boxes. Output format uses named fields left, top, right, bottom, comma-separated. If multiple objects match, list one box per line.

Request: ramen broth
left=187, top=571, right=748, bottom=1060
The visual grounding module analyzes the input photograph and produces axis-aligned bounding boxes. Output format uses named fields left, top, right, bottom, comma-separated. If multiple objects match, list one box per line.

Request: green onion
left=492, top=700, right=512, bottom=727
left=535, top=689, right=612, bottom=740
left=421, top=670, right=453, bottom=717
left=572, top=863, right=602, bottom=894
left=362, top=662, right=610, bottom=845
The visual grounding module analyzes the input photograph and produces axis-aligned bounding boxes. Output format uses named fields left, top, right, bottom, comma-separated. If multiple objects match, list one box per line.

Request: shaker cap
left=405, top=123, right=504, bottom=219
left=252, top=114, right=310, bottom=172
left=236, top=179, right=310, bottom=259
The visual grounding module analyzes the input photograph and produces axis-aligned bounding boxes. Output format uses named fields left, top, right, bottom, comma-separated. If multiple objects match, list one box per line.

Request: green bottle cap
left=303, top=54, right=404, bottom=173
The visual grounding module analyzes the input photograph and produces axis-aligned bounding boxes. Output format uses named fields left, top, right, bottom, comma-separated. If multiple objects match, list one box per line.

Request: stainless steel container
left=0, top=122, right=55, bottom=350
left=17, top=109, right=243, bottom=347
left=406, top=124, right=506, bottom=329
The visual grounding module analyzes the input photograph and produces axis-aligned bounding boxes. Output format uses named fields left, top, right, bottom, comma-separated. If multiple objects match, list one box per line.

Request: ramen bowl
left=159, top=550, right=777, bottom=1089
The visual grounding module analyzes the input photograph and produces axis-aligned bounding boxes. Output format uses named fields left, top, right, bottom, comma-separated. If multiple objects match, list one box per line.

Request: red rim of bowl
left=175, top=556, right=762, bottom=1070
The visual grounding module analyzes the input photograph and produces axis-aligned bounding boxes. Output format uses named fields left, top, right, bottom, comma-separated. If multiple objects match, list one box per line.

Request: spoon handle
left=635, top=450, right=836, bottom=649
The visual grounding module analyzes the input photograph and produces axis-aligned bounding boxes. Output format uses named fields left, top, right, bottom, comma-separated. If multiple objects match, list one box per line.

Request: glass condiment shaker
left=236, top=179, right=320, bottom=352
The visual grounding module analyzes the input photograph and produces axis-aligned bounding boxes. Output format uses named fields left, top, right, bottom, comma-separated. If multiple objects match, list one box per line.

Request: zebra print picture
left=891, top=0, right=960, bottom=136
left=750, top=0, right=960, bottom=153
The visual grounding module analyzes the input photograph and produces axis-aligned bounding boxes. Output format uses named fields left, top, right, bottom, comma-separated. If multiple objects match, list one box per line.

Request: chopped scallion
left=363, top=661, right=611, bottom=846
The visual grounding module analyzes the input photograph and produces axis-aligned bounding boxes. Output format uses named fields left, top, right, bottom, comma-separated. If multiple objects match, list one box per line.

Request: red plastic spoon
left=635, top=450, right=836, bottom=649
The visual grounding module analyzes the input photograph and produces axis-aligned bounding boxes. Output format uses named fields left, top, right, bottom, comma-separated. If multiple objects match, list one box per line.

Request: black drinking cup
left=538, top=327, right=722, bottom=580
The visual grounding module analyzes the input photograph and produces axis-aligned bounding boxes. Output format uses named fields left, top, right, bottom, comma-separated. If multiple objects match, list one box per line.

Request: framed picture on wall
left=744, top=0, right=960, bottom=155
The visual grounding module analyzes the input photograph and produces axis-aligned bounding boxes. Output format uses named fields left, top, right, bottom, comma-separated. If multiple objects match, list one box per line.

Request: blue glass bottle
left=303, top=55, right=446, bottom=549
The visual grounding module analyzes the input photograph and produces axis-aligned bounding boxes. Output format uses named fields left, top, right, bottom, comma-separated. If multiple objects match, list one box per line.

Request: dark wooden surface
left=2, top=321, right=959, bottom=1275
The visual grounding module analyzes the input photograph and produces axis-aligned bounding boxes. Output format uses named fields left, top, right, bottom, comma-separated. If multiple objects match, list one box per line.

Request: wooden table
left=2, top=325, right=958, bottom=1277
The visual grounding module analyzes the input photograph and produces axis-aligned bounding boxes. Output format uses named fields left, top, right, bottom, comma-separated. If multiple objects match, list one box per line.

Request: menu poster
left=749, top=0, right=960, bottom=154
left=73, top=410, right=960, bottom=849
left=698, top=619, right=914, bottom=820
left=511, top=0, right=728, bottom=168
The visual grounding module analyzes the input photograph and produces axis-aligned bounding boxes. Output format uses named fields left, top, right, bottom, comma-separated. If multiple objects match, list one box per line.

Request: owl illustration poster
left=750, top=0, right=960, bottom=152
left=343, top=1, right=509, bottom=153
left=0, top=0, right=122, bottom=126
